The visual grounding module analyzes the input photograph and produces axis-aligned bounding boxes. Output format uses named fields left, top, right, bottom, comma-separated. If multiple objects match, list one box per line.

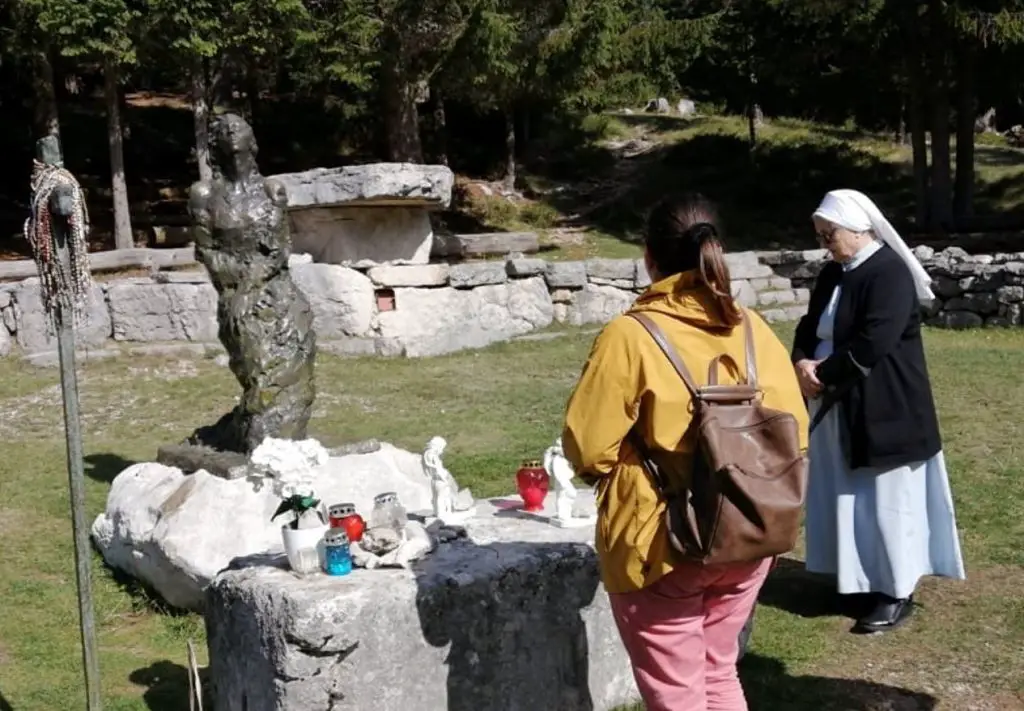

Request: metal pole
left=36, top=136, right=103, bottom=711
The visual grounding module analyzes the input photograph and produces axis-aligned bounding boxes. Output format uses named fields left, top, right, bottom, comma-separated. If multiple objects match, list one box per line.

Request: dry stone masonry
left=0, top=251, right=811, bottom=363
left=763, top=245, right=1024, bottom=328
left=5, top=244, right=1018, bottom=365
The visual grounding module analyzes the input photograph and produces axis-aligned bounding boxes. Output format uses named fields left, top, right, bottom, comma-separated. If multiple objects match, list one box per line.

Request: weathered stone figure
left=186, top=113, right=316, bottom=453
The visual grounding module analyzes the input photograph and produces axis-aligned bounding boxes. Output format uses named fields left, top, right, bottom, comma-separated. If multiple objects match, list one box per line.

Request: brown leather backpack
left=628, top=312, right=808, bottom=565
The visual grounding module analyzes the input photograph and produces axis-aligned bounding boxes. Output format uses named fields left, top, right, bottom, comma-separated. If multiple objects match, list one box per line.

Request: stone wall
left=762, top=245, right=1024, bottom=328
left=0, top=252, right=811, bottom=363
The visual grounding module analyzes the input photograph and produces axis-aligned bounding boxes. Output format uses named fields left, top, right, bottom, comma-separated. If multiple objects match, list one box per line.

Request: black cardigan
left=791, top=245, right=942, bottom=470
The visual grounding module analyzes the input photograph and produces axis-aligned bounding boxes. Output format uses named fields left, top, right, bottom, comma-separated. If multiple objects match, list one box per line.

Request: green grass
left=0, top=325, right=1023, bottom=709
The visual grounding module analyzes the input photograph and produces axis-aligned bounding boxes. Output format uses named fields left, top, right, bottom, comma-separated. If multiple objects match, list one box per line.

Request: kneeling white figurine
left=422, top=436, right=475, bottom=525
left=544, top=437, right=595, bottom=528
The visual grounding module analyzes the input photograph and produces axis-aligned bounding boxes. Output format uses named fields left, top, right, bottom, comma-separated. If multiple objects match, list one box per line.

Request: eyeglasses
left=816, top=227, right=837, bottom=244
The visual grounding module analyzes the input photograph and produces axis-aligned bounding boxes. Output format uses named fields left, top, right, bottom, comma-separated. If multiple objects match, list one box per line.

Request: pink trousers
left=609, top=557, right=772, bottom=711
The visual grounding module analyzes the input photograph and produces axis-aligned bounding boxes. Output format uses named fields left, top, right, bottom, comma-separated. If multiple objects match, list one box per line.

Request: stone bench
left=205, top=497, right=638, bottom=711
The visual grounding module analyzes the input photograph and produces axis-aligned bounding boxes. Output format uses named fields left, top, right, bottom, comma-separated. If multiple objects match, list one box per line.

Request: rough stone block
left=107, top=280, right=218, bottom=342
left=449, top=262, right=508, bottom=288
left=730, top=280, right=757, bottom=308
left=205, top=498, right=638, bottom=711
left=769, top=276, right=792, bottom=290
left=13, top=278, right=111, bottom=353
left=794, top=288, right=811, bottom=304
left=450, top=232, right=540, bottom=258
left=997, top=286, right=1024, bottom=304
left=758, top=290, right=797, bottom=307
left=634, top=260, right=652, bottom=289
left=271, top=163, right=454, bottom=210
left=586, top=258, right=635, bottom=282
left=0, top=324, right=10, bottom=357
left=728, top=260, right=774, bottom=280
left=545, top=262, right=587, bottom=289
left=932, top=275, right=963, bottom=299
left=553, top=303, right=569, bottom=323
left=367, top=265, right=449, bottom=288
left=506, top=258, right=547, bottom=278
left=0, top=289, right=10, bottom=310
left=288, top=206, right=435, bottom=267
left=377, top=278, right=553, bottom=357
left=292, top=263, right=375, bottom=339
left=568, top=284, right=635, bottom=326
left=946, top=293, right=999, bottom=315
left=91, top=443, right=434, bottom=611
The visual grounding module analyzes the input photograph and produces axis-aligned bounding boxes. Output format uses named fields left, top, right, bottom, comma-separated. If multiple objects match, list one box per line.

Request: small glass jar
left=329, top=503, right=357, bottom=528
left=369, top=491, right=407, bottom=535
left=323, top=528, right=353, bottom=576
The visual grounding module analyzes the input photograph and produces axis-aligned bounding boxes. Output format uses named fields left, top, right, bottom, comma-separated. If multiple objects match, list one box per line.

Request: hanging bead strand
left=23, top=159, right=93, bottom=329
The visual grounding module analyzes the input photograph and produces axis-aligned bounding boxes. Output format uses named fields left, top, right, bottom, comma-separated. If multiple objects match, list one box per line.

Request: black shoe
left=852, top=594, right=914, bottom=634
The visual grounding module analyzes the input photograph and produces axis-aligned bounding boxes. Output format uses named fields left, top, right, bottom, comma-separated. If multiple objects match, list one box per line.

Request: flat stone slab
left=205, top=494, right=637, bottom=711
left=271, top=163, right=454, bottom=210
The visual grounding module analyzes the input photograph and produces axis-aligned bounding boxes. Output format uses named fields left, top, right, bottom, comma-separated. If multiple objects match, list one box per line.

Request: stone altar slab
left=205, top=495, right=637, bottom=711
left=90, top=442, right=433, bottom=611
left=270, top=164, right=454, bottom=267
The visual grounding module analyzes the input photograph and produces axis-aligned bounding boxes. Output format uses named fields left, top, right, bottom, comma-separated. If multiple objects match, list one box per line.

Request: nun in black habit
left=792, top=189, right=966, bottom=635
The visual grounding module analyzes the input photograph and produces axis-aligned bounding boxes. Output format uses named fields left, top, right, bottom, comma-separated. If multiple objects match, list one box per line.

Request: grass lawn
left=0, top=324, right=1022, bottom=710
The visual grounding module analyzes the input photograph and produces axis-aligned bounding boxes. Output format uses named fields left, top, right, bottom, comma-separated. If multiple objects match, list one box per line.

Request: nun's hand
left=794, top=359, right=823, bottom=399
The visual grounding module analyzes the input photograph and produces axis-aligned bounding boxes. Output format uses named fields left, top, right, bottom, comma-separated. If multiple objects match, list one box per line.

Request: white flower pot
left=281, top=523, right=328, bottom=574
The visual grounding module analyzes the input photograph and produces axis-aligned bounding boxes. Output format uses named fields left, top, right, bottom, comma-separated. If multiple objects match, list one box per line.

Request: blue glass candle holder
left=323, top=529, right=353, bottom=576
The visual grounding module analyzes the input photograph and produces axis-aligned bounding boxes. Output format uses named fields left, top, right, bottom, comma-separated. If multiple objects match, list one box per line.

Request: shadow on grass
left=84, top=452, right=137, bottom=484
left=756, top=557, right=877, bottom=622
left=740, top=653, right=938, bottom=710
left=0, top=691, right=12, bottom=711
left=129, top=660, right=210, bottom=711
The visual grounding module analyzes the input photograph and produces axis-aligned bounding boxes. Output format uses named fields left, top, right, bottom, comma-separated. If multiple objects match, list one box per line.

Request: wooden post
left=35, top=135, right=103, bottom=711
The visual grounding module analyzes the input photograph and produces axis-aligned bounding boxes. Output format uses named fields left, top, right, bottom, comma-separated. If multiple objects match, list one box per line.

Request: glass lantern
left=323, top=528, right=353, bottom=576
left=369, top=491, right=408, bottom=535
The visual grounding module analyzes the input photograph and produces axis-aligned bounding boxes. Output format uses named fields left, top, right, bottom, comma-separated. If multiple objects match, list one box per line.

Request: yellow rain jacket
left=562, top=270, right=809, bottom=594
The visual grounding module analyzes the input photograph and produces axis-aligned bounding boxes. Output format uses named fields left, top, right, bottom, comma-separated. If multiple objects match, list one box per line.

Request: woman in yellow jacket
left=562, top=195, right=809, bottom=711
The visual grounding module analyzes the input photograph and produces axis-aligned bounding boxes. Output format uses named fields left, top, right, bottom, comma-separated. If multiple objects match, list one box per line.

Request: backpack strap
left=629, top=311, right=759, bottom=392
left=628, top=313, right=699, bottom=397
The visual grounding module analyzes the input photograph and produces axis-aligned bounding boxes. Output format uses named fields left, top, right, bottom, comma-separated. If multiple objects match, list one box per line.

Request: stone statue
left=186, top=113, right=316, bottom=454
left=422, top=436, right=474, bottom=524
left=543, top=437, right=595, bottom=528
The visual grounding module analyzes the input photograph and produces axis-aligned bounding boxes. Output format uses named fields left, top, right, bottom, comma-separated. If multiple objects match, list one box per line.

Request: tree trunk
left=191, top=57, right=212, bottom=182
left=104, top=60, right=134, bottom=250
left=896, top=96, right=907, bottom=145
left=32, top=46, right=60, bottom=140
left=433, top=89, right=448, bottom=166
left=380, top=56, right=424, bottom=162
left=926, top=0, right=952, bottom=230
left=953, top=42, right=977, bottom=224
left=503, top=106, right=516, bottom=191
left=908, top=79, right=930, bottom=228
left=245, top=54, right=261, bottom=126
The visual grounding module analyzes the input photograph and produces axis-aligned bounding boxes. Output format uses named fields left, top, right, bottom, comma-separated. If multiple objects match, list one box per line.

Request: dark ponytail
left=646, top=194, right=743, bottom=327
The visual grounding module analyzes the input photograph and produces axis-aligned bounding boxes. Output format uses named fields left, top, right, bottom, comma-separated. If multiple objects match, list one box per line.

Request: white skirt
left=804, top=400, right=967, bottom=599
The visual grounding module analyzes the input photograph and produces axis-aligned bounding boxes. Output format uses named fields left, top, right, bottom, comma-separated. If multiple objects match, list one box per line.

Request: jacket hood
left=629, top=269, right=737, bottom=333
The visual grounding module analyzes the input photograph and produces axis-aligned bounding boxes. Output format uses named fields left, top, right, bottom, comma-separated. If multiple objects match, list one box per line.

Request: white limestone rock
left=291, top=263, right=375, bottom=338
left=107, top=280, right=218, bottom=342
left=271, top=163, right=454, bottom=210
left=376, top=277, right=553, bottom=357
left=568, top=284, right=635, bottom=326
left=13, top=278, right=111, bottom=353
left=90, top=442, right=434, bottom=611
